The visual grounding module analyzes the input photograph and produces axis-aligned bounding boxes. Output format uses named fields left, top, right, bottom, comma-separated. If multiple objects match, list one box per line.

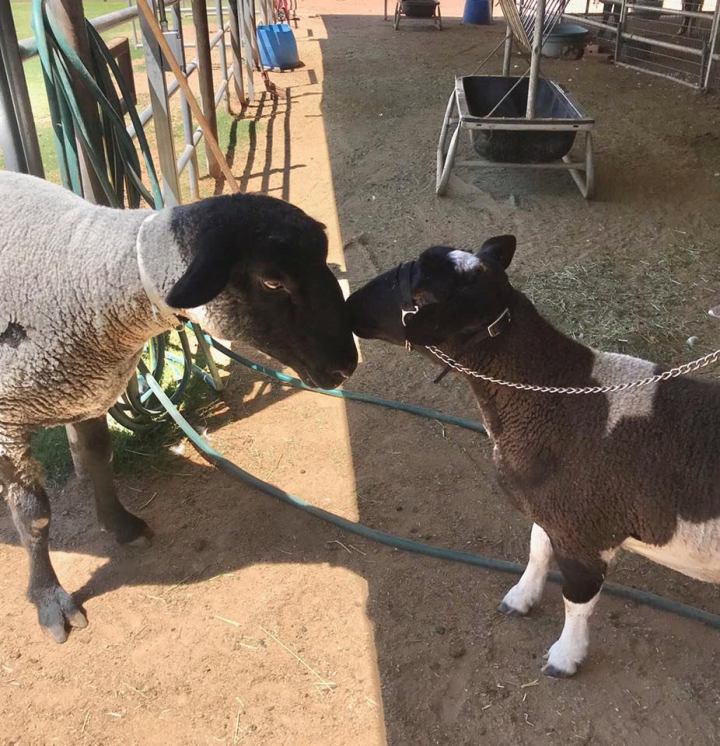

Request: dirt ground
left=3, top=1, right=720, bottom=743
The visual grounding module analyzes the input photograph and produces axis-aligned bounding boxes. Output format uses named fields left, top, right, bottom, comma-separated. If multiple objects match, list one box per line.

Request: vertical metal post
left=703, top=3, right=720, bottom=90
left=615, top=0, right=628, bottom=62
left=191, top=0, right=221, bottom=178
left=0, top=0, right=45, bottom=177
left=172, top=3, right=199, bottom=199
left=502, top=22, right=513, bottom=76
left=525, top=0, right=545, bottom=118
left=139, top=0, right=181, bottom=205
left=127, top=0, right=141, bottom=47
left=215, top=0, right=231, bottom=112
left=47, top=0, right=108, bottom=203
left=227, top=0, right=246, bottom=103
left=239, top=0, right=255, bottom=101
left=0, top=52, right=27, bottom=172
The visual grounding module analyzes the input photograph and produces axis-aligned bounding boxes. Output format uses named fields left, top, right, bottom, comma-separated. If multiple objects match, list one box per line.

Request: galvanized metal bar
left=127, top=0, right=141, bottom=47
left=19, top=0, right=179, bottom=60
left=525, top=0, right=545, bottom=119
left=454, top=159, right=585, bottom=169
left=176, top=68, right=232, bottom=173
left=502, top=23, right=513, bottom=76
left=177, top=131, right=203, bottom=173
left=703, top=3, right=720, bottom=89
left=615, top=60, right=702, bottom=88
left=562, top=13, right=617, bottom=33
left=138, top=0, right=182, bottom=205
left=0, top=0, right=44, bottom=176
left=227, top=0, right=246, bottom=103
left=627, top=3, right=707, bottom=20
left=0, top=47, right=27, bottom=172
left=619, top=30, right=705, bottom=57
left=191, top=0, right=221, bottom=178
left=214, top=0, right=231, bottom=112
left=615, top=0, right=628, bottom=61
left=239, top=0, right=255, bottom=101
left=172, top=2, right=199, bottom=199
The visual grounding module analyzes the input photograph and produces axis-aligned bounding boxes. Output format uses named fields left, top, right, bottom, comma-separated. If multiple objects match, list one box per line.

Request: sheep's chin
left=182, top=305, right=223, bottom=339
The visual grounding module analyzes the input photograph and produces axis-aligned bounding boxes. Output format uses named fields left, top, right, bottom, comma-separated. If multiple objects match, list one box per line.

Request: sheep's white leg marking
left=543, top=593, right=600, bottom=678
left=498, top=524, right=552, bottom=616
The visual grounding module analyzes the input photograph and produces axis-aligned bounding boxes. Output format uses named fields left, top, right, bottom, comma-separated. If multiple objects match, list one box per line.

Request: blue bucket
left=462, top=0, right=491, bottom=24
left=257, top=23, right=299, bottom=70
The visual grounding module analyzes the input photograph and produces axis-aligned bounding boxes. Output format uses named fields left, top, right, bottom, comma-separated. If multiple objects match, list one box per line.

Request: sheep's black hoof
left=32, top=585, right=87, bottom=644
left=541, top=662, right=574, bottom=678
left=497, top=601, right=526, bottom=617
left=104, top=511, right=154, bottom=546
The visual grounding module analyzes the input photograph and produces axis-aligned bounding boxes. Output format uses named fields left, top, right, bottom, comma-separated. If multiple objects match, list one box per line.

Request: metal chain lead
left=425, top=346, right=720, bottom=395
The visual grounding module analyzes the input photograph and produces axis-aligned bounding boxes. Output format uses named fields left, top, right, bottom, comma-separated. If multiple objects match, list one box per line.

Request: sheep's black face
left=166, top=194, right=357, bottom=390
left=347, top=236, right=516, bottom=348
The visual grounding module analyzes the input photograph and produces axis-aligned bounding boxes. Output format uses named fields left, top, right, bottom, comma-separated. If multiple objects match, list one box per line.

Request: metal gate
left=565, top=0, right=720, bottom=90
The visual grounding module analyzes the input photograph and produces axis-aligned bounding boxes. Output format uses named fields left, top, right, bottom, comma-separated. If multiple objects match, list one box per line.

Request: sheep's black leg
left=66, top=417, right=152, bottom=545
left=542, top=554, right=606, bottom=678
left=1, top=452, right=87, bottom=643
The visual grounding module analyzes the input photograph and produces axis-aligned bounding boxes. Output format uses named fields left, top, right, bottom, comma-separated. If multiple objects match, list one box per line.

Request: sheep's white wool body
left=591, top=351, right=659, bottom=436
left=0, top=172, right=181, bottom=443
left=622, top=519, right=720, bottom=582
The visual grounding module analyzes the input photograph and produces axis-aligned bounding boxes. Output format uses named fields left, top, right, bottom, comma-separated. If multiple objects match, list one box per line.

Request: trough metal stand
left=393, top=0, right=442, bottom=30
left=435, top=81, right=595, bottom=199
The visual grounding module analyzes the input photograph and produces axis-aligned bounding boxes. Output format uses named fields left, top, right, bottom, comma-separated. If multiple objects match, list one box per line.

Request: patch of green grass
left=10, top=0, right=134, bottom=39
left=519, top=243, right=720, bottom=365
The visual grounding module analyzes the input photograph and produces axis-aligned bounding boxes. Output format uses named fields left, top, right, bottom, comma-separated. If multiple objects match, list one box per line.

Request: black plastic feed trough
left=436, top=75, right=595, bottom=198
left=464, top=76, right=583, bottom=163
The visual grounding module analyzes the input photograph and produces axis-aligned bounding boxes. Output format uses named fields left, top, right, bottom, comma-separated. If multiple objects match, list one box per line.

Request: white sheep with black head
left=0, top=171, right=357, bottom=642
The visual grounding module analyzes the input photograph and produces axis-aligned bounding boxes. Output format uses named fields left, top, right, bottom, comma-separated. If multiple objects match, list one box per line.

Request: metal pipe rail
left=10, top=0, right=254, bottom=202
left=126, top=22, right=229, bottom=139
left=18, top=2, right=179, bottom=61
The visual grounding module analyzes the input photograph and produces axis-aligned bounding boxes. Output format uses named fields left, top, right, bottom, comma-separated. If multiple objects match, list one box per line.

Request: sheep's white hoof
left=498, top=583, right=539, bottom=616
left=541, top=639, right=584, bottom=678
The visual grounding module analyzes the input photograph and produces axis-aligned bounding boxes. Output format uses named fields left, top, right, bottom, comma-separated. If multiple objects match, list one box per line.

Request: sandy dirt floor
left=2, top=0, right=720, bottom=743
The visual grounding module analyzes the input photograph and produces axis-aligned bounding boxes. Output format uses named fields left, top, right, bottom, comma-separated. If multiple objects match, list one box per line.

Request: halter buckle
left=401, top=306, right=418, bottom=327
left=487, top=307, right=511, bottom=337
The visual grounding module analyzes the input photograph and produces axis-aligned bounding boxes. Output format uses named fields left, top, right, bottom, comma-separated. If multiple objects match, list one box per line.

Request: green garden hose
left=140, top=350, right=720, bottom=632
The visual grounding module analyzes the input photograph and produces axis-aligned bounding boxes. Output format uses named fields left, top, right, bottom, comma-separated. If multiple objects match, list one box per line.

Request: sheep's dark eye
left=262, top=278, right=286, bottom=291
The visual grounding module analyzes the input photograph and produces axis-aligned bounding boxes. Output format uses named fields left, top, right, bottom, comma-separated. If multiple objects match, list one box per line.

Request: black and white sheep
left=347, top=236, right=720, bottom=677
left=0, top=171, right=357, bottom=642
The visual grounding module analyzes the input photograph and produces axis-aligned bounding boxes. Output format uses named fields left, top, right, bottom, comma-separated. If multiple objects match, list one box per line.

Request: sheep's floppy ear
left=165, top=249, right=236, bottom=309
left=476, top=235, right=516, bottom=270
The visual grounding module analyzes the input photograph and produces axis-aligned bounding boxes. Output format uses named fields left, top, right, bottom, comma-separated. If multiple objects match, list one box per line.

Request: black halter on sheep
left=348, top=236, right=720, bottom=678
left=0, top=171, right=357, bottom=643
